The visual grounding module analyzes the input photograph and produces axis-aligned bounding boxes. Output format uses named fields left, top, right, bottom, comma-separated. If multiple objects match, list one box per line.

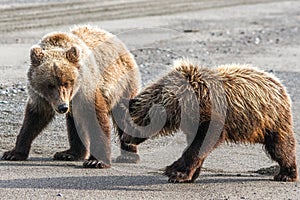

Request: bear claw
left=53, top=150, right=85, bottom=161
left=274, top=173, right=297, bottom=182
left=163, top=159, right=199, bottom=183
left=1, top=150, right=27, bottom=161
left=83, top=160, right=111, bottom=169
left=166, top=171, right=192, bottom=183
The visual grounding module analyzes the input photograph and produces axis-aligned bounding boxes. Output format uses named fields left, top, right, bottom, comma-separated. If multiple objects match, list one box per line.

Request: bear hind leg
left=112, top=101, right=145, bottom=163
left=115, top=126, right=144, bottom=163
left=264, top=130, right=298, bottom=182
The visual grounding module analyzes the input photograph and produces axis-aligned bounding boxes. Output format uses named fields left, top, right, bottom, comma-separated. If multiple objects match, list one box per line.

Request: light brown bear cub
left=2, top=25, right=141, bottom=168
left=120, top=59, right=298, bottom=182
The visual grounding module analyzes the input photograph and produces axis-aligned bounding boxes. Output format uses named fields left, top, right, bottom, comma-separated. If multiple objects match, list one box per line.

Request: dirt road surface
left=0, top=0, right=299, bottom=199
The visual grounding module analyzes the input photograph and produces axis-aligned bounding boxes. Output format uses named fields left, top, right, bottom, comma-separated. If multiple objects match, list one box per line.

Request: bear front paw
left=164, top=158, right=201, bottom=183
left=53, top=150, right=86, bottom=161
left=83, top=160, right=111, bottom=169
left=115, top=153, right=140, bottom=163
left=166, top=171, right=193, bottom=183
left=1, top=150, right=28, bottom=161
left=164, top=166, right=192, bottom=183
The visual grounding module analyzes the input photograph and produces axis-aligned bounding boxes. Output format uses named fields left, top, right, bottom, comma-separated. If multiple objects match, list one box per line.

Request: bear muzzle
left=57, top=103, right=69, bottom=114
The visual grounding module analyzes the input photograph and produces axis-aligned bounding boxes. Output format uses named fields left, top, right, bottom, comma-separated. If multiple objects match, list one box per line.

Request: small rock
left=183, top=29, right=199, bottom=33
left=0, top=91, right=7, bottom=95
left=199, top=41, right=206, bottom=46
left=57, top=193, right=63, bottom=197
left=254, top=37, right=261, bottom=45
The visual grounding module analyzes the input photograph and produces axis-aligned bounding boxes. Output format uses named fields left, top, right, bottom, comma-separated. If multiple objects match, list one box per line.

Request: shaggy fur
left=2, top=25, right=141, bottom=167
left=120, top=59, right=298, bottom=182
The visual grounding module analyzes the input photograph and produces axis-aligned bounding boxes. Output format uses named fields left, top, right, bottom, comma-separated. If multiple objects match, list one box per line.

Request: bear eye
left=63, top=82, right=70, bottom=87
left=47, top=84, right=55, bottom=89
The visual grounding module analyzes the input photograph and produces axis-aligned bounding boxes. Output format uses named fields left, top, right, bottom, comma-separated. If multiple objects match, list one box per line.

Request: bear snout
left=57, top=103, right=69, bottom=114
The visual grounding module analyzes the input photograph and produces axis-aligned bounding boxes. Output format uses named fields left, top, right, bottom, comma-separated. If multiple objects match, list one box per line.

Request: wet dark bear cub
left=118, top=59, right=298, bottom=183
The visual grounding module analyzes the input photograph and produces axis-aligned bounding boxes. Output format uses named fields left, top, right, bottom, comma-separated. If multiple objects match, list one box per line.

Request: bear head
left=27, top=44, right=81, bottom=114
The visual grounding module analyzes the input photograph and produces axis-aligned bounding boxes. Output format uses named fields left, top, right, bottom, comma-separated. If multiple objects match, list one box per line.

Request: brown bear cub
left=2, top=25, right=141, bottom=168
left=119, top=59, right=298, bottom=182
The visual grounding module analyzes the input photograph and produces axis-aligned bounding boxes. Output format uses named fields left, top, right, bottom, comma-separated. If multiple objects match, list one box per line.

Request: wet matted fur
left=119, top=59, right=298, bottom=183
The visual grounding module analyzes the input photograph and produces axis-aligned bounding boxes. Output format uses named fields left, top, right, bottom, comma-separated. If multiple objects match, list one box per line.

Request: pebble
left=57, top=193, right=63, bottom=197
left=254, top=37, right=261, bottom=44
left=11, top=89, right=18, bottom=94
left=0, top=91, right=7, bottom=95
left=183, top=29, right=199, bottom=33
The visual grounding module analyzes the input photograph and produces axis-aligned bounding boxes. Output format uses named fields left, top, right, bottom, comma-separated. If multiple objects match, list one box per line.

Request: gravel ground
left=0, top=0, right=300, bottom=199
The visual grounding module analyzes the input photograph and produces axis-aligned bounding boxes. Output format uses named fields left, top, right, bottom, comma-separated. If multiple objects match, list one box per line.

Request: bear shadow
left=0, top=158, right=165, bottom=191
left=0, top=159, right=272, bottom=191
left=0, top=175, right=167, bottom=191
left=0, top=175, right=271, bottom=191
left=196, top=174, right=273, bottom=184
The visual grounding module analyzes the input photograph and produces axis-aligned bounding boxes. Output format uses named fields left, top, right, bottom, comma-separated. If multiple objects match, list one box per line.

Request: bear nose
left=57, top=103, right=69, bottom=114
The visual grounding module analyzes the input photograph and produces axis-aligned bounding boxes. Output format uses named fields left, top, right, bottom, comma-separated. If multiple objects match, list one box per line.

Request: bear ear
left=66, top=46, right=80, bottom=63
left=30, top=46, right=44, bottom=66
